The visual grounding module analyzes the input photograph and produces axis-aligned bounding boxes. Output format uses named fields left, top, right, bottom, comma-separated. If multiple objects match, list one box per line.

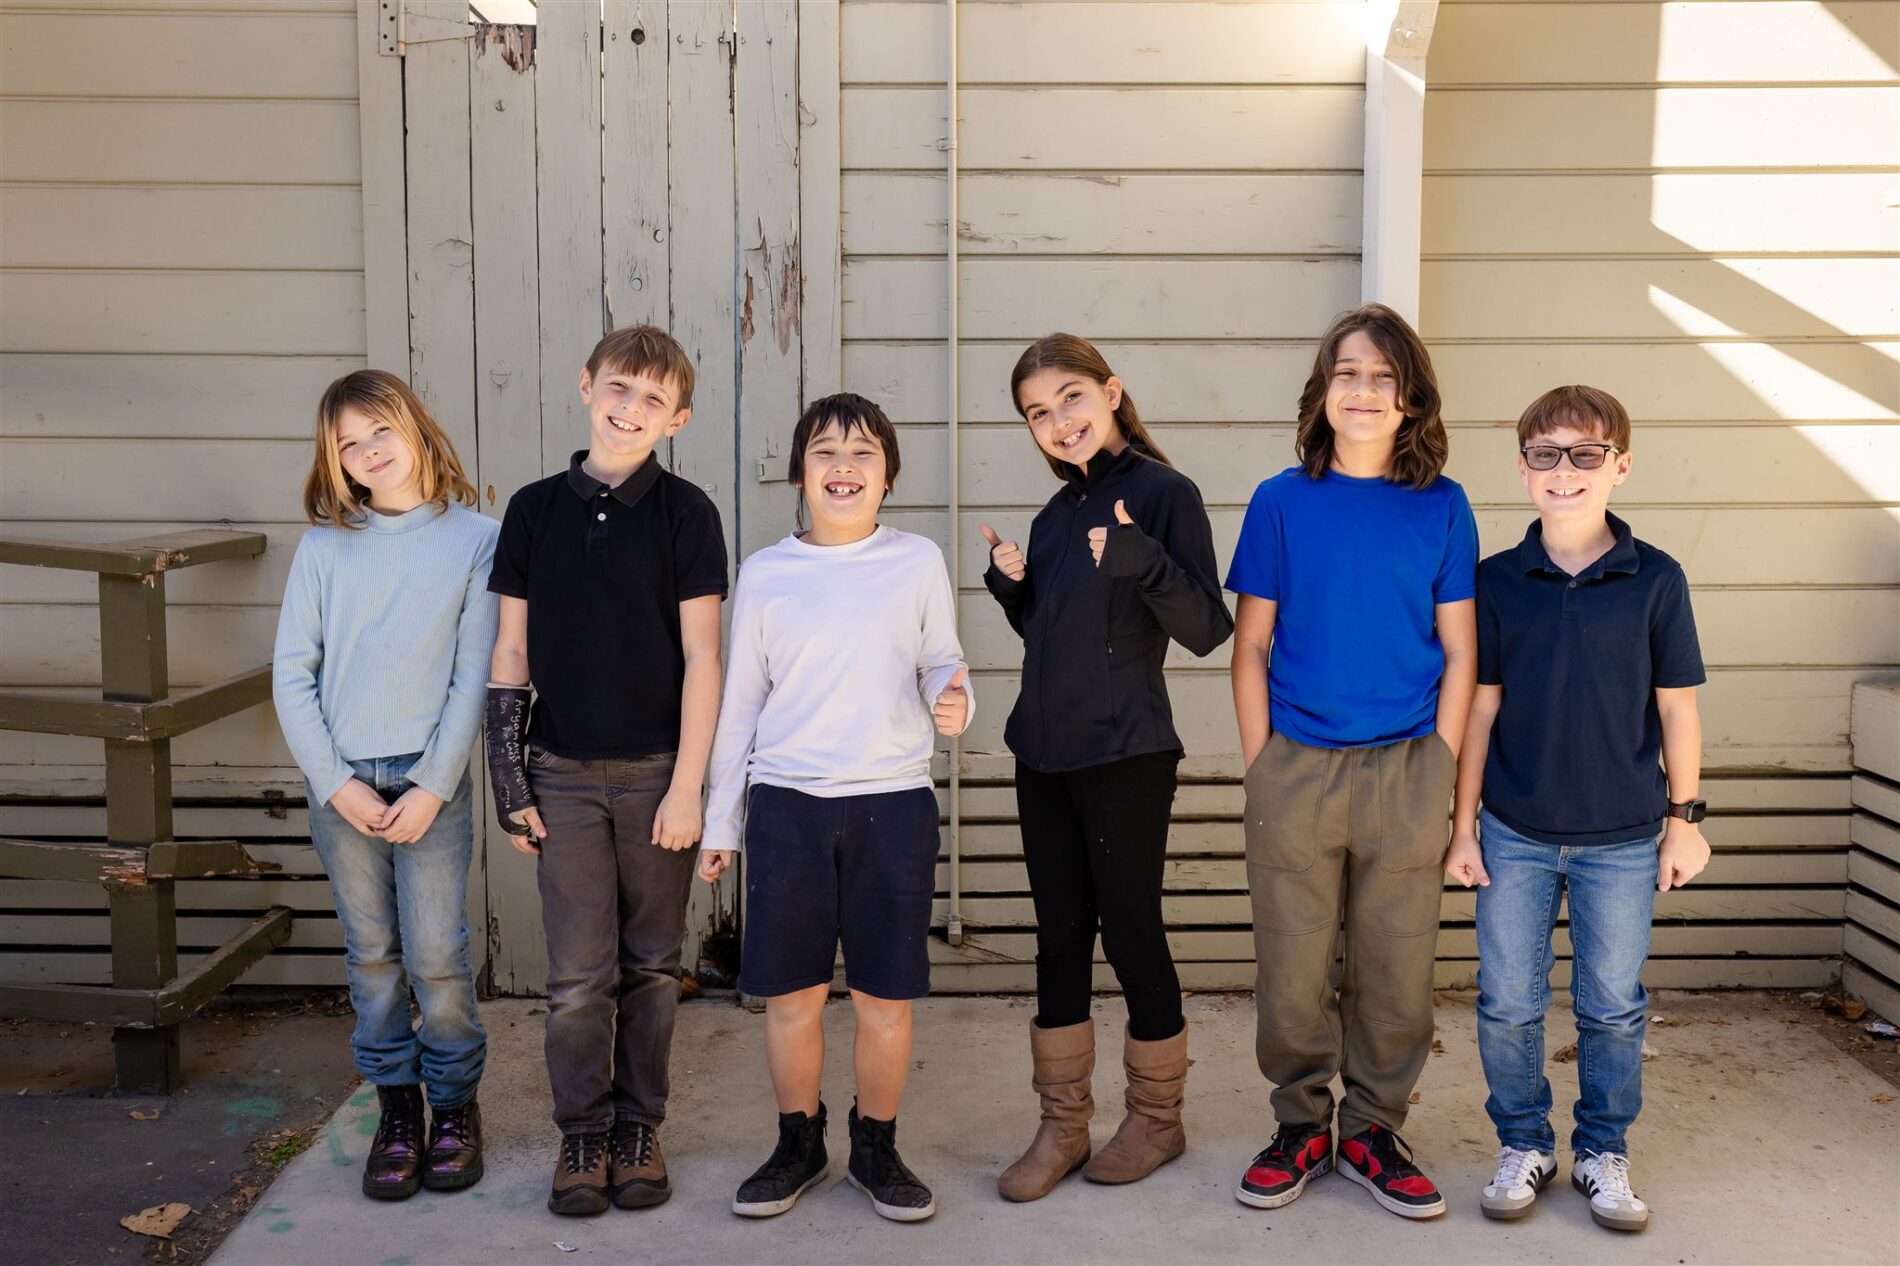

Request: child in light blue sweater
left=272, top=370, right=499, bottom=1202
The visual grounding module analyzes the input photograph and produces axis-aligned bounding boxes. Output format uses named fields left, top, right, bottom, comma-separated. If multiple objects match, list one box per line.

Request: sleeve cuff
left=316, top=765, right=354, bottom=807
left=983, top=563, right=1025, bottom=597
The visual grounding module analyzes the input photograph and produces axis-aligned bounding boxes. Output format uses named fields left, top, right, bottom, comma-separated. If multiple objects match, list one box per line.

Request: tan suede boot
left=996, top=1019, right=1095, bottom=1202
left=1082, top=1025, right=1186, bottom=1184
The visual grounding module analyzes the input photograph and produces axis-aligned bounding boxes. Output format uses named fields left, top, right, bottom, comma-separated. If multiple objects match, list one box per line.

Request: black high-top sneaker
left=1236, top=1122, right=1334, bottom=1209
left=1338, top=1124, right=1447, bottom=1219
left=732, top=1104, right=829, bottom=1217
left=845, top=1103, right=936, bottom=1222
left=363, top=1084, right=425, bottom=1201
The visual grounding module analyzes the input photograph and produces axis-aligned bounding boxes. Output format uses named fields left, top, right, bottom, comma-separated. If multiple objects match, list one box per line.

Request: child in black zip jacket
left=982, top=333, right=1234, bottom=1203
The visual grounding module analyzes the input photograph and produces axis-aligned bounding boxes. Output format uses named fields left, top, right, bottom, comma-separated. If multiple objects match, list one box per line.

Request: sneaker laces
left=612, top=1122, right=654, bottom=1169
left=1584, top=1152, right=1635, bottom=1202
left=1490, top=1147, right=1545, bottom=1190
left=1367, top=1126, right=1419, bottom=1171
left=561, top=1132, right=607, bottom=1175
left=1262, top=1123, right=1320, bottom=1165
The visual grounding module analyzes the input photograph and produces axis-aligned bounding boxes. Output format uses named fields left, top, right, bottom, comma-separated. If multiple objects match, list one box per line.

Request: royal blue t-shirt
left=1225, top=467, right=1478, bottom=748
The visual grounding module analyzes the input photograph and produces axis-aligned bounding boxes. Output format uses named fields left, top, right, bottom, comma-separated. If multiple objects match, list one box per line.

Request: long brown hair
left=1009, top=333, right=1172, bottom=478
left=303, top=370, right=477, bottom=527
left=1294, top=304, right=1448, bottom=490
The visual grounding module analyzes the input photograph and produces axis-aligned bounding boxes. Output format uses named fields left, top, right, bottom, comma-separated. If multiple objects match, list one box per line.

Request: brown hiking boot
left=363, top=1084, right=425, bottom=1201
left=608, top=1120, right=671, bottom=1209
left=548, top=1131, right=610, bottom=1216
left=997, top=1019, right=1095, bottom=1202
left=1082, top=1025, right=1187, bottom=1184
left=421, top=1100, right=484, bottom=1192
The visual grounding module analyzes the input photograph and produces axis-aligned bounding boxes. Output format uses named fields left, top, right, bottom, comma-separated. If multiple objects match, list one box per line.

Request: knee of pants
left=1476, top=969, right=1546, bottom=1030
left=546, top=970, right=615, bottom=1015
left=1574, top=993, right=1646, bottom=1035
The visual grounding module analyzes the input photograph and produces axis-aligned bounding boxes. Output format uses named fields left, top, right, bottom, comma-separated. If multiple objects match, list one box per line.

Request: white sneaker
left=1480, top=1146, right=1556, bottom=1220
left=1572, top=1151, right=1649, bottom=1231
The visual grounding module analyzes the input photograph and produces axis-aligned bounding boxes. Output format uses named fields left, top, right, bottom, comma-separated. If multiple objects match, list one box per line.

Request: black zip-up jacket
left=984, top=444, right=1234, bottom=773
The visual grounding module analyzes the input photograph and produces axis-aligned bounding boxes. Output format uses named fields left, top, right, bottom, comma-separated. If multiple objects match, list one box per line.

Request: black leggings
left=1015, top=752, right=1184, bottom=1042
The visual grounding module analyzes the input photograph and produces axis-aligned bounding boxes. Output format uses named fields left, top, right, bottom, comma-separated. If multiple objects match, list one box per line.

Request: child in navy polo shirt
left=1446, top=384, right=1708, bottom=1233
left=483, top=325, right=729, bottom=1217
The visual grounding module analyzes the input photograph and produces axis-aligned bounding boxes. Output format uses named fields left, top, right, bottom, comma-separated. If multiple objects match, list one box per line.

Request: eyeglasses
left=1520, top=442, right=1620, bottom=471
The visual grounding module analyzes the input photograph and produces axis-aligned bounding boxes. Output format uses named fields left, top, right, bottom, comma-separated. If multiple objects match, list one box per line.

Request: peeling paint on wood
left=474, top=23, right=536, bottom=72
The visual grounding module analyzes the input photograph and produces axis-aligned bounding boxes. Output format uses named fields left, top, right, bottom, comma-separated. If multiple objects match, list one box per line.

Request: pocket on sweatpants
left=1379, top=733, right=1457, bottom=874
left=1243, top=733, right=1322, bottom=873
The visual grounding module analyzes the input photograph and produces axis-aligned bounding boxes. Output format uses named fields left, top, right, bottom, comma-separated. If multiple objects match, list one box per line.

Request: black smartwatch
left=1666, top=799, right=1707, bottom=824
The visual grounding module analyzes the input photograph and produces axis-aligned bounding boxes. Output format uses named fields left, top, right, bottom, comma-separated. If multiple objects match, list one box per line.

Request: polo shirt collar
left=566, top=450, right=661, bottom=506
left=1516, top=511, right=1641, bottom=580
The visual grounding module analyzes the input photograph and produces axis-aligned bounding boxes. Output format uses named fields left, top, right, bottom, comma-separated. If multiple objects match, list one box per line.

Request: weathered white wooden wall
left=1417, top=0, right=1900, bottom=987
left=0, top=0, right=367, bottom=985
left=834, top=0, right=1369, bottom=991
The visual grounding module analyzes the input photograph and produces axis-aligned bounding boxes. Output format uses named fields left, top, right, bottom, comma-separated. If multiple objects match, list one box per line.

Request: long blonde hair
left=1010, top=333, right=1172, bottom=478
left=303, top=370, right=477, bottom=527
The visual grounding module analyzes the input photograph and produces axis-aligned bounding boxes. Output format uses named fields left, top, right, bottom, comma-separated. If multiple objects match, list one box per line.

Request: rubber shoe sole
left=547, top=1185, right=610, bottom=1217
left=732, top=1165, right=828, bottom=1218
left=1235, top=1155, right=1332, bottom=1210
left=611, top=1176, right=672, bottom=1210
left=1340, top=1159, right=1447, bottom=1219
left=1480, top=1158, right=1555, bottom=1221
left=846, top=1170, right=937, bottom=1222
left=1572, top=1171, right=1649, bottom=1232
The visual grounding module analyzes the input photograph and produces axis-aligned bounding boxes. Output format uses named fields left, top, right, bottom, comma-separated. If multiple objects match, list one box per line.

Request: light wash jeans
left=308, top=752, right=486, bottom=1108
left=1474, top=808, right=1658, bottom=1156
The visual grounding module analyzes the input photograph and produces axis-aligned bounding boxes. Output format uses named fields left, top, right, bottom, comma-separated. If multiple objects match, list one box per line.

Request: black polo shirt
left=488, top=452, right=728, bottom=759
left=1476, top=513, right=1705, bottom=846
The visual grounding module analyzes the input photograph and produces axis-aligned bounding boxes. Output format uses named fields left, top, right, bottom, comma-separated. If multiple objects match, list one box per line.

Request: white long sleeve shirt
left=703, top=525, right=972, bottom=853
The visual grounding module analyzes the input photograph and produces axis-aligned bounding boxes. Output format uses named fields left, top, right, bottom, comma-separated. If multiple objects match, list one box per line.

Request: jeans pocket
left=1243, top=734, right=1320, bottom=873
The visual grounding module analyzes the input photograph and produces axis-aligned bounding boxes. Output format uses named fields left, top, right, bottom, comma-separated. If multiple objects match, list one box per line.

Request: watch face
left=1677, top=800, right=1708, bottom=823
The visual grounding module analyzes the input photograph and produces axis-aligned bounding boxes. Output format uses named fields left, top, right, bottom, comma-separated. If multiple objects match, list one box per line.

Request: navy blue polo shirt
left=1476, top=513, right=1704, bottom=846
left=488, top=452, right=728, bottom=759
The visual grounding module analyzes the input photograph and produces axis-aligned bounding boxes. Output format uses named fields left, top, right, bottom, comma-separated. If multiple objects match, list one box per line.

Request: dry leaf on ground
left=128, top=1109, right=159, bottom=1121
left=1552, top=1043, right=1578, bottom=1063
left=120, top=1203, right=191, bottom=1239
left=1874, top=1094, right=1895, bottom=1105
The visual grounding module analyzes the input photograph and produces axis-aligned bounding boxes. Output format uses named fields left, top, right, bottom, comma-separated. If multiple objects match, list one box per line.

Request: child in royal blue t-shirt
left=1227, top=304, right=1478, bottom=1221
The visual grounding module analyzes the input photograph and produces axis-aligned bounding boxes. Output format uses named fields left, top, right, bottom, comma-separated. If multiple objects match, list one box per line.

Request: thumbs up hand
left=1088, top=500, right=1138, bottom=567
left=980, top=522, right=1026, bottom=582
left=934, top=667, right=971, bottom=735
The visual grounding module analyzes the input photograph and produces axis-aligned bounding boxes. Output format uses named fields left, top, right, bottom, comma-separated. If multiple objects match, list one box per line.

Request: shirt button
left=1568, top=580, right=1577, bottom=588
left=596, top=512, right=607, bottom=522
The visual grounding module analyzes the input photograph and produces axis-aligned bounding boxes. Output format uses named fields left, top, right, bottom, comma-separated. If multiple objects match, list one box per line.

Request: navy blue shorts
left=737, top=783, right=939, bottom=1001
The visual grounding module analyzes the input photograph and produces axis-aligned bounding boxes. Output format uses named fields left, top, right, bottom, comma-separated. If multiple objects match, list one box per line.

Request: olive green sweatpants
left=1244, top=730, right=1455, bottom=1139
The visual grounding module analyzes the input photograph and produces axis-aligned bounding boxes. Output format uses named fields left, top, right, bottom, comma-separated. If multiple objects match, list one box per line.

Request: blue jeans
left=308, top=753, right=486, bottom=1109
left=1475, top=808, right=1658, bottom=1156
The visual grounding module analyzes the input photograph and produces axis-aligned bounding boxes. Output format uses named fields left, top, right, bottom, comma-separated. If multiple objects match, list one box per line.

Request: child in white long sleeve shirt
left=702, top=393, right=970, bottom=1225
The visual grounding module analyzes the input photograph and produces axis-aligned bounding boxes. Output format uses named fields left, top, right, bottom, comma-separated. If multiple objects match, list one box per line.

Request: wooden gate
left=371, top=0, right=839, bottom=992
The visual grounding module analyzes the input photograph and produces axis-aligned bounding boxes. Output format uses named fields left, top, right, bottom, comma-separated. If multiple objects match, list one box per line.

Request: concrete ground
left=211, top=992, right=1900, bottom=1266
left=0, top=1003, right=359, bottom=1266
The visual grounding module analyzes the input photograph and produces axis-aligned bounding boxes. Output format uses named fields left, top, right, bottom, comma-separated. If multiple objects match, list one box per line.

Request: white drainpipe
left=944, top=0, right=965, bottom=947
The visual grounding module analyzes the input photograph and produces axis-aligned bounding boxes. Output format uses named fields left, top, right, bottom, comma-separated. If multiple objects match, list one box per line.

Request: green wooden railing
left=0, top=531, right=291, bottom=1093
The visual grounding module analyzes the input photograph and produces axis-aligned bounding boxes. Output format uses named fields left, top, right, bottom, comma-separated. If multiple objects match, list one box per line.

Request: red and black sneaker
left=1338, top=1124, right=1446, bottom=1219
left=1235, top=1122, right=1334, bottom=1209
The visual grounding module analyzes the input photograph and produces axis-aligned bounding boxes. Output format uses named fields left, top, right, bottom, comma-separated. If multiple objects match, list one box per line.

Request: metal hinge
left=380, top=0, right=479, bottom=57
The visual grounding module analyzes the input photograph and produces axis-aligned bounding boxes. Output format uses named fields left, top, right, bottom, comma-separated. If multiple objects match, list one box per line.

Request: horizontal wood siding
left=1418, top=0, right=1900, bottom=989
left=0, top=2, right=365, bottom=985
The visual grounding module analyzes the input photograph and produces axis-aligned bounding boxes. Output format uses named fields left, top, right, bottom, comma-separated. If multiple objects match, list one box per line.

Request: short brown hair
left=1516, top=384, right=1632, bottom=451
left=303, top=370, right=477, bottom=527
left=586, top=324, right=695, bottom=411
left=1295, top=303, right=1448, bottom=490
left=788, top=392, right=901, bottom=489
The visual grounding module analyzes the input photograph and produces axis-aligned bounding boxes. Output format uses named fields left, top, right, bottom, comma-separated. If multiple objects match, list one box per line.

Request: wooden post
left=97, top=570, right=179, bottom=1091
left=1362, top=1, right=1438, bottom=321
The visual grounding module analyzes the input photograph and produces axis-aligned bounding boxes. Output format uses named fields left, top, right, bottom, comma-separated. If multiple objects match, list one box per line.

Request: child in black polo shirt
left=484, top=325, right=729, bottom=1217
left=1445, top=385, right=1708, bottom=1233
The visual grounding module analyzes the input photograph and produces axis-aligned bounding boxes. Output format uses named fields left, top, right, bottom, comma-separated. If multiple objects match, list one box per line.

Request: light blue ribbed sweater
left=271, top=502, right=500, bottom=805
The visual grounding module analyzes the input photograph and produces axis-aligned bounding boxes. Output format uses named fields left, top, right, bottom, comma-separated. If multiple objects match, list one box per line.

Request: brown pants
left=1244, top=731, right=1455, bottom=1138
